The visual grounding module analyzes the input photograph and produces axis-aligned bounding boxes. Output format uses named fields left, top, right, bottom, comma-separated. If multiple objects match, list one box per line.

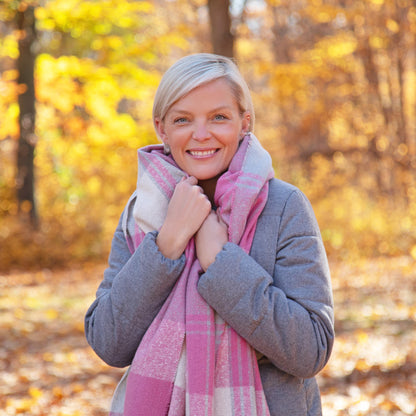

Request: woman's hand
left=156, top=176, right=211, bottom=259
left=195, top=211, right=228, bottom=272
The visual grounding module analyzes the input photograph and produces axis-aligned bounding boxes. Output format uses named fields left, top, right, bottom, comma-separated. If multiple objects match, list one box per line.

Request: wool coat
left=85, top=177, right=335, bottom=416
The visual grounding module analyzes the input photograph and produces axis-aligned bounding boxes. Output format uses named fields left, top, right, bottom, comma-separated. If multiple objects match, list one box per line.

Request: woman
left=85, top=53, right=334, bottom=416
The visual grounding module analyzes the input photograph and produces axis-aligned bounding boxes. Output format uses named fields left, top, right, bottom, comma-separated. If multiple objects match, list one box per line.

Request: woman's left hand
left=195, top=210, right=228, bottom=272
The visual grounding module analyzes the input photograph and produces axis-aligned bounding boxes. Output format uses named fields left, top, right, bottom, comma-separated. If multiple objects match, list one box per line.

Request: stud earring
left=163, top=143, right=171, bottom=155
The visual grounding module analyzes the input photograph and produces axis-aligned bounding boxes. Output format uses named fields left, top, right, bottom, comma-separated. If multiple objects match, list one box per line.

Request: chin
left=196, top=171, right=224, bottom=182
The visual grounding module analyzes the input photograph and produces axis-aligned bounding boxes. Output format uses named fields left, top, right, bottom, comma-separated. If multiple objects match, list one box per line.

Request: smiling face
left=155, top=78, right=250, bottom=182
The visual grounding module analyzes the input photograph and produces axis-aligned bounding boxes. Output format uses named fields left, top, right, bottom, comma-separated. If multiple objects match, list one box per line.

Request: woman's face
left=155, top=78, right=250, bottom=181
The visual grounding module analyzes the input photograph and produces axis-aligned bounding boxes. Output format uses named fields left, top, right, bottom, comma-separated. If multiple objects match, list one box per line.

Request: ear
left=241, top=111, right=251, bottom=135
left=155, top=117, right=168, bottom=143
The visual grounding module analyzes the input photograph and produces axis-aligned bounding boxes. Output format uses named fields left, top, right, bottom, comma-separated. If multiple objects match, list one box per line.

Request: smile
left=187, top=149, right=218, bottom=157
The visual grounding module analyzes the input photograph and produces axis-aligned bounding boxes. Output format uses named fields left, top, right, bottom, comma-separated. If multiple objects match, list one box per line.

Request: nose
left=192, top=120, right=210, bottom=141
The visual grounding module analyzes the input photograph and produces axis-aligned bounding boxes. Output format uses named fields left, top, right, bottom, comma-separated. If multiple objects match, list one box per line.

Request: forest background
left=0, top=0, right=416, bottom=414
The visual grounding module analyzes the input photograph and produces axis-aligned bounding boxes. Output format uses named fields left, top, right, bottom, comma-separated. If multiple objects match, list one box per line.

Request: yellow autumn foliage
left=0, top=0, right=415, bottom=270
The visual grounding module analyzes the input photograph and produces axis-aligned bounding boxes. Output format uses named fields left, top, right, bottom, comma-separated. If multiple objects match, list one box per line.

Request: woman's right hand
left=156, top=176, right=211, bottom=259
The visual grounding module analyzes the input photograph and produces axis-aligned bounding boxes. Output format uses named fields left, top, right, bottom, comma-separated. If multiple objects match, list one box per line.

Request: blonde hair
left=152, top=53, right=254, bottom=139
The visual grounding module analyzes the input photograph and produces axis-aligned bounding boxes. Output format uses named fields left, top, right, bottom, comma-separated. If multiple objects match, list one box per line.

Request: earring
left=163, top=143, right=171, bottom=155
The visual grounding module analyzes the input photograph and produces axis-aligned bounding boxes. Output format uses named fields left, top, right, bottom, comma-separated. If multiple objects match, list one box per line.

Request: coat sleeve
left=197, top=188, right=334, bottom=379
left=84, top=215, right=186, bottom=368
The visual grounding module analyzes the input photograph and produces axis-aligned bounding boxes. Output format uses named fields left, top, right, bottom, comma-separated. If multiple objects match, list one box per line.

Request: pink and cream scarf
left=110, top=133, right=273, bottom=416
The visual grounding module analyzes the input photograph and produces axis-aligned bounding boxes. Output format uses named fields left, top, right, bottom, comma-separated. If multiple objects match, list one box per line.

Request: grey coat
left=85, top=178, right=334, bottom=416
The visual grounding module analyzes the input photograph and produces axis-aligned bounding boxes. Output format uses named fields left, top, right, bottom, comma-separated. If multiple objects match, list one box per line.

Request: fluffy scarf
left=110, top=133, right=273, bottom=416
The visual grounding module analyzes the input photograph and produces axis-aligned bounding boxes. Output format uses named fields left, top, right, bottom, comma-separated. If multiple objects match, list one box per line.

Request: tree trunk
left=207, top=0, right=234, bottom=57
left=16, top=4, right=37, bottom=226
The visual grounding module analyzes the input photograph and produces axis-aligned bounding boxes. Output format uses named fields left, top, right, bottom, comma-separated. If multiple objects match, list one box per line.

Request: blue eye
left=214, top=114, right=227, bottom=121
left=174, top=117, right=188, bottom=124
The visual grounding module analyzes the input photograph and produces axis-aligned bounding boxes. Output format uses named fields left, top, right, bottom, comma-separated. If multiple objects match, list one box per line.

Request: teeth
left=189, top=149, right=216, bottom=157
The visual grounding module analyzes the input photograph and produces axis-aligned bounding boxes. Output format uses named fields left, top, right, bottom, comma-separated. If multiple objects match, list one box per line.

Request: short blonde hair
left=152, top=53, right=254, bottom=139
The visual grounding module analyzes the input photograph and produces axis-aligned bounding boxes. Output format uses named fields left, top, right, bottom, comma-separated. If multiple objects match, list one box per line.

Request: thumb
left=216, top=210, right=227, bottom=226
left=185, top=176, right=198, bottom=185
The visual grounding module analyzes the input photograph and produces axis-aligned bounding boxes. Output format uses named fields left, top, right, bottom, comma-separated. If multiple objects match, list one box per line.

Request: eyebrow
left=169, top=105, right=233, bottom=115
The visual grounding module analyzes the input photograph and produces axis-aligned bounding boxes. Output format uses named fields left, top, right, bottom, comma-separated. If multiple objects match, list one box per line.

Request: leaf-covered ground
left=1, top=257, right=415, bottom=415
left=319, top=257, right=416, bottom=415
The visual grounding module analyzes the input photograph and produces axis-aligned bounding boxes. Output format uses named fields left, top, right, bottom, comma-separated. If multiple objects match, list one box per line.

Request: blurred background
left=1, top=0, right=415, bottom=269
left=0, top=0, right=415, bottom=414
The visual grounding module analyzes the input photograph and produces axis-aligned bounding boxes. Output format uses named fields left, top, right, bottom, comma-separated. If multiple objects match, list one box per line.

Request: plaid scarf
left=110, top=134, right=273, bottom=416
